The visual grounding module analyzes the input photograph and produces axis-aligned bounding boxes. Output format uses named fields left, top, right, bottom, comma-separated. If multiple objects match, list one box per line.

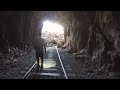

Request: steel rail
left=22, top=48, right=49, bottom=79
left=55, top=46, right=68, bottom=79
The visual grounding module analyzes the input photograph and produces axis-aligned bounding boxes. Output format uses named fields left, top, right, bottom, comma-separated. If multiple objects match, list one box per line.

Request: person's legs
left=41, top=55, right=43, bottom=69
left=36, top=50, right=40, bottom=70
left=40, top=52, right=44, bottom=69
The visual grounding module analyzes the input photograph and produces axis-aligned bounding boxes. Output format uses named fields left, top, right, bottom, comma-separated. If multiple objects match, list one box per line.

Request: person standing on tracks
left=33, top=23, right=46, bottom=70
left=34, top=32, right=46, bottom=70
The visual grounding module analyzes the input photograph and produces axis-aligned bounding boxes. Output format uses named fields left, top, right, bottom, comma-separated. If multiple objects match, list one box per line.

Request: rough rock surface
left=88, top=11, right=120, bottom=72
left=0, top=47, right=35, bottom=79
left=0, top=11, right=120, bottom=77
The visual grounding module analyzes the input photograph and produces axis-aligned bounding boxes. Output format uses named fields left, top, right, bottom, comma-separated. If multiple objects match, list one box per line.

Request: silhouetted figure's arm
left=44, top=40, right=46, bottom=54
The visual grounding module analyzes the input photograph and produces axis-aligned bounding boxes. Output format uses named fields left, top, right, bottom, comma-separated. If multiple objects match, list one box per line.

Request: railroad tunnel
left=0, top=11, right=120, bottom=79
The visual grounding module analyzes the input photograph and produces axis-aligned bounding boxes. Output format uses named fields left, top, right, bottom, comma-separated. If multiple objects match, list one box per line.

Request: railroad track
left=22, top=46, right=68, bottom=79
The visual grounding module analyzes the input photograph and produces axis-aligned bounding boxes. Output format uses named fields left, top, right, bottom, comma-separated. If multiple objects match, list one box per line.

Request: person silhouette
left=34, top=36, right=46, bottom=70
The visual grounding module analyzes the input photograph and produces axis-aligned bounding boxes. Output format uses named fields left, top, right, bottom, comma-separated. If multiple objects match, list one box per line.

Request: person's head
left=38, top=32, right=41, bottom=37
left=41, top=37, right=44, bottom=40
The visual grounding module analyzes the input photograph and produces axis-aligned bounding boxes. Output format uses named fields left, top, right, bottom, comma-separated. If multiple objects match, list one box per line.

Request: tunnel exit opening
left=41, top=20, right=64, bottom=47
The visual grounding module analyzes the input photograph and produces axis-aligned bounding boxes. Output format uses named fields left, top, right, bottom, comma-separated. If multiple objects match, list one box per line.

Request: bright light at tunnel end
left=42, top=20, right=64, bottom=34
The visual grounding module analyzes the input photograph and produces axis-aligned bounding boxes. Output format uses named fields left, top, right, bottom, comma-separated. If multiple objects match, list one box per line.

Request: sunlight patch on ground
left=39, top=59, right=56, bottom=68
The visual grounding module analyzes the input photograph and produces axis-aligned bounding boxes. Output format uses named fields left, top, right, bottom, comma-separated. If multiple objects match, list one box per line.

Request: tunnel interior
left=1, top=11, right=120, bottom=78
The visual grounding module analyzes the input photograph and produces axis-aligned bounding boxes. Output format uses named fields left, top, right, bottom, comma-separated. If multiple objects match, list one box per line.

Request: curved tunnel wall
left=0, top=11, right=120, bottom=72
left=0, top=11, right=36, bottom=49
left=88, top=11, right=120, bottom=72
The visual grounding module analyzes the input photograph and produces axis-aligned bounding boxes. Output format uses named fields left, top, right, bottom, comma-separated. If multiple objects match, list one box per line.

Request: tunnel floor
left=0, top=47, right=119, bottom=79
left=58, top=48, right=118, bottom=79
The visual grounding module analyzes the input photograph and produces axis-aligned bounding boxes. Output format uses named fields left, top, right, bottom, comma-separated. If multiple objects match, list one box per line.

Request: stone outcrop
left=0, top=11, right=36, bottom=52
left=88, top=11, right=120, bottom=72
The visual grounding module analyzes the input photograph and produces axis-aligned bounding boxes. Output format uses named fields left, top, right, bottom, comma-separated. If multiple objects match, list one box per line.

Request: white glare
left=39, top=59, right=56, bottom=68
left=42, top=21, right=64, bottom=34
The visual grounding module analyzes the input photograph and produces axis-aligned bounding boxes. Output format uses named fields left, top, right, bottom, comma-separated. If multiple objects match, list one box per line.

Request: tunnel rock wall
left=88, top=11, right=120, bottom=72
left=57, top=11, right=120, bottom=72
left=0, top=11, right=36, bottom=52
left=62, top=11, right=90, bottom=52
left=1, top=11, right=120, bottom=72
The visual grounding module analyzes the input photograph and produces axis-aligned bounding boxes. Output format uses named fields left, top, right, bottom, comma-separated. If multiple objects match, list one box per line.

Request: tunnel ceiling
left=0, top=11, right=95, bottom=53
left=33, top=11, right=92, bottom=52
left=33, top=11, right=89, bottom=26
